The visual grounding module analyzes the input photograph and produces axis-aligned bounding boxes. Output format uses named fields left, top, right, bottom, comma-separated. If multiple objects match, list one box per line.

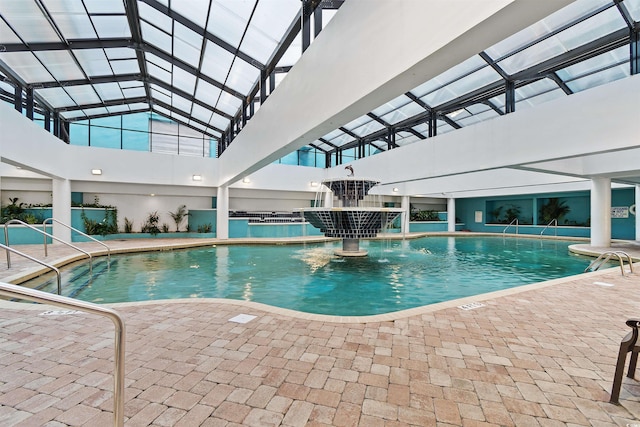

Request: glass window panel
left=122, top=112, right=150, bottom=131
left=127, top=103, right=149, bottom=112
left=178, top=127, right=206, bottom=157
left=146, top=52, right=171, bottom=71
left=191, top=104, right=213, bottom=122
left=0, top=52, right=54, bottom=83
left=91, top=124, right=121, bottom=149
left=276, top=33, right=301, bottom=67
left=195, top=79, right=222, bottom=105
left=515, top=79, right=558, bottom=100
left=152, top=106, right=172, bottom=118
left=73, top=49, right=110, bottom=76
left=84, top=0, right=125, bottom=14
left=69, top=121, right=89, bottom=145
left=497, top=7, right=626, bottom=74
left=381, top=101, right=425, bottom=125
left=323, top=129, right=343, bottom=141
left=343, top=115, right=371, bottom=131
left=208, top=113, right=229, bottom=130
left=123, top=129, right=149, bottom=151
left=225, top=57, right=259, bottom=95
left=65, top=85, right=101, bottom=105
left=566, top=66, right=629, bottom=93
left=516, top=87, right=565, bottom=109
left=141, top=21, right=172, bottom=53
left=241, top=0, right=299, bottom=64
left=465, top=104, right=490, bottom=115
left=456, top=109, right=500, bottom=127
left=106, top=105, right=130, bottom=114
left=105, top=48, right=136, bottom=60
left=34, top=50, right=85, bottom=81
left=173, top=22, right=202, bottom=65
left=171, top=94, right=191, bottom=113
left=152, top=120, right=179, bottom=155
left=121, top=87, right=146, bottom=97
left=60, top=110, right=87, bottom=119
left=279, top=151, right=299, bottom=165
left=556, top=45, right=628, bottom=81
left=489, top=95, right=505, bottom=109
left=120, top=81, right=143, bottom=89
left=52, top=11, right=95, bottom=39
left=110, top=59, right=140, bottom=74
left=2, top=0, right=60, bottom=42
left=414, top=55, right=488, bottom=99
left=446, top=108, right=471, bottom=120
left=436, top=121, right=454, bottom=135
left=329, top=133, right=352, bottom=147
left=82, top=106, right=109, bottom=116
left=215, top=91, right=242, bottom=116
left=147, top=62, right=172, bottom=84
left=207, top=0, right=256, bottom=48
left=485, top=0, right=611, bottom=59
left=424, top=66, right=501, bottom=107
left=409, top=79, right=440, bottom=100
left=171, top=0, right=209, bottom=28
left=34, top=87, right=74, bottom=108
left=151, top=89, right=171, bottom=105
left=351, top=120, right=385, bottom=137
left=410, top=123, right=429, bottom=135
left=92, top=15, right=131, bottom=38
left=395, top=132, right=421, bottom=146
left=626, top=0, right=640, bottom=20
left=371, top=94, right=412, bottom=116
left=138, top=2, right=172, bottom=32
left=172, top=67, right=196, bottom=94
left=94, top=82, right=123, bottom=101
left=0, top=19, right=21, bottom=44
left=201, top=41, right=235, bottom=82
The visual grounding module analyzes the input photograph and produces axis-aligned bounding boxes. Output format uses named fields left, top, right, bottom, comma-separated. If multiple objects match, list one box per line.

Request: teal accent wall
left=188, top=209, right=217, bottom=234
left=456, top=188, right=635, bottom=239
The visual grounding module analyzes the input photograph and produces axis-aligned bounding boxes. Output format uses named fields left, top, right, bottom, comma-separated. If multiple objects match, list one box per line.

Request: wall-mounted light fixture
left=242, top=177, right=251, bottom=183
left=192, top=174, right=202, bottom=181
left=310, top=181, right=318, bottom=187
left=150, top=193, right=155, bottom=197
left=91, top=169, right=102, bottom=175
left=393, top=187, right=399, bottom=192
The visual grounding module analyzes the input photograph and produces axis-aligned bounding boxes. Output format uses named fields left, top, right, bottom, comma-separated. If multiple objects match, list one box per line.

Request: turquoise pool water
left=37, top=236, right=592, bottom=316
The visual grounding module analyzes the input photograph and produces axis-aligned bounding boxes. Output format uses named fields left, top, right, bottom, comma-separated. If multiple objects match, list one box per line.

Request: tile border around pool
left=0, top=267, right=621, bottom=323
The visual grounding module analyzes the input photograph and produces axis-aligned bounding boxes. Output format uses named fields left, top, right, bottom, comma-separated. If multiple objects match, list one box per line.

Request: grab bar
left=585, top=251, right=635, bottom=276
left=502, top=218, right=519, bottom=235
left=0, top=243, right=62, bottom=295
left=3, top=219, right=92, bottom=273
left=43, top=218, right=111, bottom=264
left=540, top=219, right=558, bottom=237
left=0, top=282, right=125, bottom=427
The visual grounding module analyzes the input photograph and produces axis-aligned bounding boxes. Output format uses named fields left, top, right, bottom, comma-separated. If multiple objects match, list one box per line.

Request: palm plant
left=169, top=204, right=188, bottom=232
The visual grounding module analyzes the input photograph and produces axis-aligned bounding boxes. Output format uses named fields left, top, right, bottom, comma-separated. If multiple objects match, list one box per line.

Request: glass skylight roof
left=0, top=0, right=637, bottom=161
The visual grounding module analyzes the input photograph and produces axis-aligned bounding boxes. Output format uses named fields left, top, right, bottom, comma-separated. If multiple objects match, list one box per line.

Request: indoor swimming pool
left=33, top=236, right=593, bottom=316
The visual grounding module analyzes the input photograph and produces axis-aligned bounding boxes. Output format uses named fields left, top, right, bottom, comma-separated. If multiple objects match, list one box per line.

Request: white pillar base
left=590, top=177, right=611, bottom=247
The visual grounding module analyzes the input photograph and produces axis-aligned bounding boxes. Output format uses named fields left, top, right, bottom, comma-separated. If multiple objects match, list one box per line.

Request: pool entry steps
left=301, top=168, right=403, bottom=256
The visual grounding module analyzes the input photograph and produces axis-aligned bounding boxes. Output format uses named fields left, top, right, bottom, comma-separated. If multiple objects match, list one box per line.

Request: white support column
left=324, top=188, right=333, bottom=208
left=590, top=177, right=611, bottom=247
left=216, top=185, right=229, bottom=240
left=401, top=196, right=410, bottom=234
left=633, top=184, right=640, bottom=241
left=51, top=178, right=71, bottom=243
left=447, top=197, right=456, bottom=232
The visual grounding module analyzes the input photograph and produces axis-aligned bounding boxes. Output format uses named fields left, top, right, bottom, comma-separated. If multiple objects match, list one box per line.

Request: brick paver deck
left=1, top=236, right=639, bottom=426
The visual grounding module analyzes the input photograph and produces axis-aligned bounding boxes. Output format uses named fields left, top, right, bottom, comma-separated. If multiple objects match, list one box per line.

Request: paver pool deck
left=1, top=234, right=639, bottom=426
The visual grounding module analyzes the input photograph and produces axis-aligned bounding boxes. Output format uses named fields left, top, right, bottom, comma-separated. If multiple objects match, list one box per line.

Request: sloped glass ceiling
left=0, top=0, right=638, bottom=162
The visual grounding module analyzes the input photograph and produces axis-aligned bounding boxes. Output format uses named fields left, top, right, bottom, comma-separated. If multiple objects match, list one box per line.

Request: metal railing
left=3, top=219, right=92, bottom=273
left=540, top=219, right=558, bottom=237
left=0, top=243, right=62, bottom=295
left=585, top=251, right=635, bottom=276
left=43, top=218, right=111, bottom=264
left=0, top=282, right=125, bottom=427
left=502, top=218, right=519, bottom=235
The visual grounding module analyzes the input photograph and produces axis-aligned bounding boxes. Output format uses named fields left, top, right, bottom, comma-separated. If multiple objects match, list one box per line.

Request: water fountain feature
left=301, top=168, right=403, bottom=256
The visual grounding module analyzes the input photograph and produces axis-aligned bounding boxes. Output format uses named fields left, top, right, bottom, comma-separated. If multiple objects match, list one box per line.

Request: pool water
left=37, top=237, right=592, bottom=316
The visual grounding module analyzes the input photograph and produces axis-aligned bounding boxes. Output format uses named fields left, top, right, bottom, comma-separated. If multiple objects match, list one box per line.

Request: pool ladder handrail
left=502, top=218, right=519, bottom=235
left=0, top=281, right=125, bottom=427
left=0, top=242, right=62, bottom=295
left=585, top=251, right=635, bottom=276
left=43, top=218, right=111, bottom=264
left=540, top=219, right=558, bottom=237
left=3, top=219, right=92, bottom=274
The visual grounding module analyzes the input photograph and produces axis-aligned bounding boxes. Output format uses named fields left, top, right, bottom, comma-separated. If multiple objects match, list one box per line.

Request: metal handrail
left=3, top=219, right=92, bottom=273
left=0, top=243, right=62, bottom=295
left=540, top=219, right=558, bottom=237
left=43, top=218, right=111, bottom=264
left=585, top=251, right=635, bottom=276
left=0, top=282, right=124, bottom=427
left=502, top=218, right=519, bottom=235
